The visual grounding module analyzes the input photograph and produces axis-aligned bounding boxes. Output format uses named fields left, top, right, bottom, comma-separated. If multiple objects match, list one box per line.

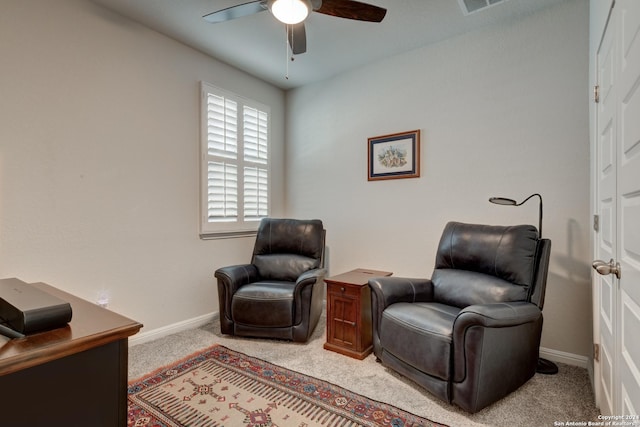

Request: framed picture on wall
left=368, top=130, right=421, bottom=181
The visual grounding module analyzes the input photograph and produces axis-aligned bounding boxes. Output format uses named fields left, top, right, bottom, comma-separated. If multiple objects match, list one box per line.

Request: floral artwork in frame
left=368, top=130, right=421, bottom=181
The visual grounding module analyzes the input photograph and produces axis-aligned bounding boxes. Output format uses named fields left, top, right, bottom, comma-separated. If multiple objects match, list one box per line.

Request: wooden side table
left=324, top=268, right=392, bottom=359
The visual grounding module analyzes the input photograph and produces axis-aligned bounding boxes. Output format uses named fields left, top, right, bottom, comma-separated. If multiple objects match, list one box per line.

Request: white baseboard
left=540, top=346, right=590, bottom=369
left=129, top=311, right=219, bottom=347
left=128, top=316, right=592, bottom=373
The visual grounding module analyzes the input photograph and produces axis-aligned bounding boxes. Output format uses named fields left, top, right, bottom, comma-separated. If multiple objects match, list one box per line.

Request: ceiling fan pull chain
left=285, top=24, right=290, bottom=80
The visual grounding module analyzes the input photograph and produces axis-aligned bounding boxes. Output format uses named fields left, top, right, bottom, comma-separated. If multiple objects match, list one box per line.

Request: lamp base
left=536, top=357, right=559, bottom=375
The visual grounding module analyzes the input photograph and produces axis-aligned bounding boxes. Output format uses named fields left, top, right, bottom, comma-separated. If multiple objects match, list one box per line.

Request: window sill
left=199, top=230, right=257, bottom=240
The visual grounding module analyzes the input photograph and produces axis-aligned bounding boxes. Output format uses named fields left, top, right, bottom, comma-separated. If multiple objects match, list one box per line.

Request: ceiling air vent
left=458, top=0, right=511, bottom=15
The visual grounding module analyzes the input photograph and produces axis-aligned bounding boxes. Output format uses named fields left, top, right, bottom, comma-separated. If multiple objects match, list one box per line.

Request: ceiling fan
left=203, top=0, right=387, bottom=55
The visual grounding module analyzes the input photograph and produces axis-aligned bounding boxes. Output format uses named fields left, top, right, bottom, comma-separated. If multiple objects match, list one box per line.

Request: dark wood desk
left=0, top=282, right=142, bottom=427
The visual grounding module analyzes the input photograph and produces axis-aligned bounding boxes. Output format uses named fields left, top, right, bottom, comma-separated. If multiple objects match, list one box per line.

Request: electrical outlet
left=97, top=290, right=110, bottom=308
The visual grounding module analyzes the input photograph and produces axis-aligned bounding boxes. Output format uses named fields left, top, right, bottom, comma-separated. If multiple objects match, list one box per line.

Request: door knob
left=592, top=259, right=622, bottom=279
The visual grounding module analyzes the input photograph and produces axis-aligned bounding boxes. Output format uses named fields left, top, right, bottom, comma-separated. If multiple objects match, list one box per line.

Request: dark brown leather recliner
left=214, top=218, right=326, bottom=343
left=369, top=221, right=551, bottom=413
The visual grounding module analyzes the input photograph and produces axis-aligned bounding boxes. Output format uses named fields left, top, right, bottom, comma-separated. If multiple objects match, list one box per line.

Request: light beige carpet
left=128, top=344, right=446, bottom=427
left=129, top=312, right=600, bottom=427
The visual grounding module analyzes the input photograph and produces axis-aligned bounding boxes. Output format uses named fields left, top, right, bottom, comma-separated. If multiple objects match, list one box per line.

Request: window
left=200, top=82, right=270, bottom=238
left=458, top=0, right=510, bottom=15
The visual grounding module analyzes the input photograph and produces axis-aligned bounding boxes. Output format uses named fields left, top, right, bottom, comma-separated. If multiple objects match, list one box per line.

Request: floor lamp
left=489, top=193, right=559, bottom=375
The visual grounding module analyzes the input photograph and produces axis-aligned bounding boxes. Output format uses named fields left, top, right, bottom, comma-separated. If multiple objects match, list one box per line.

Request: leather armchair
left=215, top=218, right=326, bottom=343
left=369, top=221, right=551, bottom=413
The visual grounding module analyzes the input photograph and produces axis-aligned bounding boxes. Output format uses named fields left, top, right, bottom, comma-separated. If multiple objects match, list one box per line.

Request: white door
left=593, top=0, right=640, bottom=416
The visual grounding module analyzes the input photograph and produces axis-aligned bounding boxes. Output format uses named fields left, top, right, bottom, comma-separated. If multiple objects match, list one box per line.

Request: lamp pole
left=489, top=193, right=558, bottom=375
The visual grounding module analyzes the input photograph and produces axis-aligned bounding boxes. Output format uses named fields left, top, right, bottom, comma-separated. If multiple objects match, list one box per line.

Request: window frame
left=199, top=82, right=271, bottom=239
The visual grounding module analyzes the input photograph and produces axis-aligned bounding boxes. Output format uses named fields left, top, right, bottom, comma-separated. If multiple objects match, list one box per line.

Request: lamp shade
left=488, top=197, right=517, bottom=206
left=269, top=0, right=310, bottom=24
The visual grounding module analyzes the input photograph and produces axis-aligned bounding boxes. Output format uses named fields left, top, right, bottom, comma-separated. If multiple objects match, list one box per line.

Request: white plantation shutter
left=207, top=94, right=237, bottom=158
left=243, top=106, right=268, bottom=220
left=200, top=83, right=270, bottom=237
left=244, top=166, right=268, bottom=220
left=243, top=107, right=268, bottom=163
left=207, top=162, right=238, bottom=221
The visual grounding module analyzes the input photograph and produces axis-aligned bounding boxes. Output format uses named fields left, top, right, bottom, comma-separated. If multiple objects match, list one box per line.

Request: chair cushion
left=380, top=302, right=460, bottom=380
left=252, top=218, right=324, bottom=281
left=431, top=269, right=528, bottom=308
left=433, top=222, right=538, bottom=308
left=253, top=254, right=318, bottom=282
left=231, top=281, right=295, bottom=328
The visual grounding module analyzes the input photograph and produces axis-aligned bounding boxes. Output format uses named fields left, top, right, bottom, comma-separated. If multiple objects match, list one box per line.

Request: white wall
left=0, top=0, right=593, bottom=359
left=0, top=0, right=285, bottom=333
left=286, top=0, right=592, bottom=358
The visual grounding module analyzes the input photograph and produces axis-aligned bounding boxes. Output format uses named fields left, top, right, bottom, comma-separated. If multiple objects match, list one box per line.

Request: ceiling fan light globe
left=270, top=0, right=310, bottom=25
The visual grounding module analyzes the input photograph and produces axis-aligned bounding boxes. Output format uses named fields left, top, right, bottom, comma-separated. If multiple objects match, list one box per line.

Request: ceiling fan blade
left=203, top=1, right=268, bottom=23
left=288, top=23, right=307, bottom=55
left=315, top=0, right=386, bottom=22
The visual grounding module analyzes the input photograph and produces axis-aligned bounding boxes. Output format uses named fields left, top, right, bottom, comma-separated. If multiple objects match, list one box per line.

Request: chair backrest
left=251, top=218, right=325, bottom=281
left=530, top=238, right=551, bottom=309
left=431, top=221, right=541, bottom=308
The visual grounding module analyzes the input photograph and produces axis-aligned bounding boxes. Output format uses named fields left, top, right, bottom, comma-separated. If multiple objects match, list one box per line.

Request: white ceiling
left=90, top=0, right=566, bottom=90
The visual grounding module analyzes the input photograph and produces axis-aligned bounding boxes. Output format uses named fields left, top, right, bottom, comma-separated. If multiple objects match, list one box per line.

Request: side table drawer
left=327, top=282, right=360, bottom=298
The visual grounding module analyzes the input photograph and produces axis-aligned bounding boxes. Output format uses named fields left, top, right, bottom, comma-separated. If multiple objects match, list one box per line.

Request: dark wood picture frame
left=368, top=130, right=421, bottom=181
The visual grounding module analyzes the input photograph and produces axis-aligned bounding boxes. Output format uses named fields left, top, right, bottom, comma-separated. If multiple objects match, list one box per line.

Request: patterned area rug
left=128, top=344, right=446, bottom=427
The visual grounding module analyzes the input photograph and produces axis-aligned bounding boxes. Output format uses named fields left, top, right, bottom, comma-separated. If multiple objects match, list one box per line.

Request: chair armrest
left=451, top=302, right=542, bottom=386
left=293, top=268, right=326, bottom=307
left=292, top=268, right=327, bottom=333
left=214, top=264, right=260, bottom=335
left=454, top=301, right=542, bottom=330
left=296, top=268, right=327, bottom=287
left=369, top=277, right=433, bottom=358
left=214, top=264, right=259, bottom=292
left=369, top=277, right=434, bottom=311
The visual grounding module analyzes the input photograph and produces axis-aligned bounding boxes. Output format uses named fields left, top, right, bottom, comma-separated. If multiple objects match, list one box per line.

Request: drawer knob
left=341, top=287, right=345, bottom=292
